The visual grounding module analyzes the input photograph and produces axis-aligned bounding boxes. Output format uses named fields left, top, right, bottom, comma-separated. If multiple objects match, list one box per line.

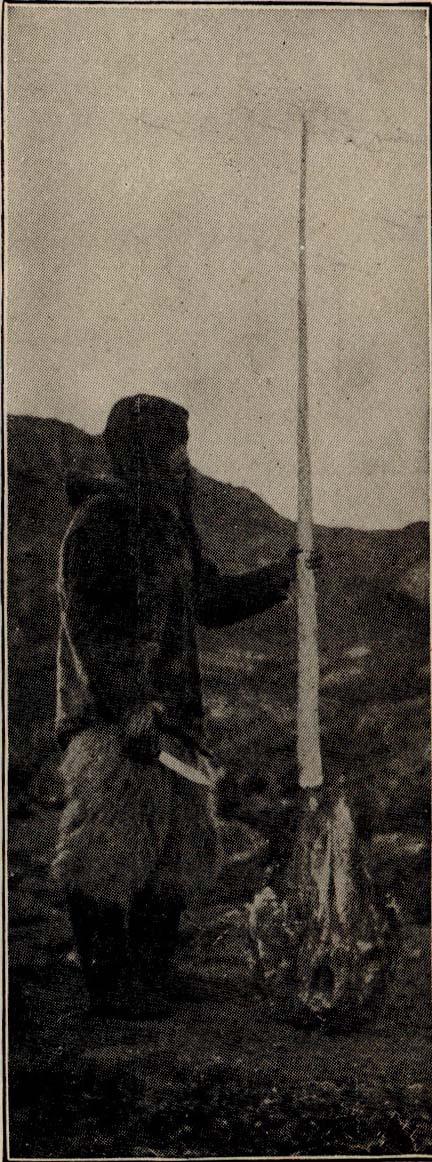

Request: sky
left=6, top=3, right=430, bottom=528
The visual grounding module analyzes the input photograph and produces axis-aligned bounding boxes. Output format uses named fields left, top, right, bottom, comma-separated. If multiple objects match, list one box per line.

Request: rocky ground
left=7, top=413, right=431, bottom=1157
left=8, top=779, right=432, bottom=1159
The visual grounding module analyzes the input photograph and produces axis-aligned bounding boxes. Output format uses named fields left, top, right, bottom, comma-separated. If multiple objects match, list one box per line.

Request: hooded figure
left=54, top=393, right=299, bottom=1018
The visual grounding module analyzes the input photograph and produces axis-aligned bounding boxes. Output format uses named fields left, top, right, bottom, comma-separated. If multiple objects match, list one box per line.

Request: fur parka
left=56, top=472, right=292, bottom=752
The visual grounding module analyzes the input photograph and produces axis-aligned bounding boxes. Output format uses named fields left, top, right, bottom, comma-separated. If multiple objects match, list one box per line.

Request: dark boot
left=128, top=887, right=183, bottom=993
left=67, top=889, right=170, bottom=1019
left=67, top=889, right=127, bottom=1005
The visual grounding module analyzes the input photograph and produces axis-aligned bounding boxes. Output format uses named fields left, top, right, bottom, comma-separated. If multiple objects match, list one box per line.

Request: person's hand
left=271, top=545, right=301, bottom=587
left=122, top=700, right=164, bottom=761
left=280, top=545, right=302, bottom=567
left=304, top=549, right=323, bottom=572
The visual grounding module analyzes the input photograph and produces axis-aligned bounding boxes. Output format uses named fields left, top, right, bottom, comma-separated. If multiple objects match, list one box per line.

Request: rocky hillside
left=7, top=414, right=431, bottom=1159
left=7, top=414, right=430, bottom=904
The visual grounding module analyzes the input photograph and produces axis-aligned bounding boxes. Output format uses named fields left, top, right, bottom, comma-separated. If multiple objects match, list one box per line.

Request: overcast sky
left=6, top=3, right=430, bottom=528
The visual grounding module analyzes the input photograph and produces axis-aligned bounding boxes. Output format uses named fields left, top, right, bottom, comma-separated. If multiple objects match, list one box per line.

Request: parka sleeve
left=194, top=543, right=296, bottom=628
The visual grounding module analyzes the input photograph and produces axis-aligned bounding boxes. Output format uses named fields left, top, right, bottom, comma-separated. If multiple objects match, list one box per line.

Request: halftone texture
left=6, top=4, right=429, bottom=527
left=104, top=394, right=189, bottom=473
left=54, top=726, right=219, bottom=909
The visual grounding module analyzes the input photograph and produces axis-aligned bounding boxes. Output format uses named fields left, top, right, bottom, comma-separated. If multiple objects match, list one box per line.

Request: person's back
left=57, top=473, right=204, bottom=751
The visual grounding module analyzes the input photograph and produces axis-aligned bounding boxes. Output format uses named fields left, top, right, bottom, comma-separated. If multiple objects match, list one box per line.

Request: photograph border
left=2, top=3, right=431, bottom=1159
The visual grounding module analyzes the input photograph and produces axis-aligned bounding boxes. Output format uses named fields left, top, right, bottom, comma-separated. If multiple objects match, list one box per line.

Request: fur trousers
left=53, top=726, right=220, bottom=911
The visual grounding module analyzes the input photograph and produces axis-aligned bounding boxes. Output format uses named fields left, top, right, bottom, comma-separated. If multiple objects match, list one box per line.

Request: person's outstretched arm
left=195, top=542, right=300, bottom=628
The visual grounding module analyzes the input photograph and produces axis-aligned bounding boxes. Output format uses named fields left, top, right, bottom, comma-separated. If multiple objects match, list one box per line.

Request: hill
left=7, top=413, right=429, bottom=846
left=7, top=413, right=431, bottom=1157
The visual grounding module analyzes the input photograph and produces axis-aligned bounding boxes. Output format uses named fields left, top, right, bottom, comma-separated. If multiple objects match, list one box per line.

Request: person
left=54, top=393, right=309, bottom=1019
